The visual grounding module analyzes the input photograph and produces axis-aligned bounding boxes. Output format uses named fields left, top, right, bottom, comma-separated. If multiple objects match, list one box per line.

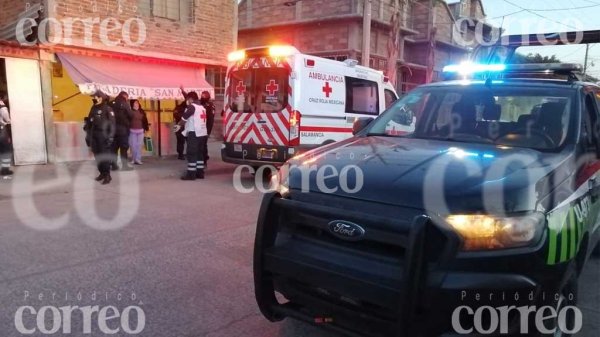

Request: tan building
left=0, top=0, right=236, bottom=163
left=238, top=0, right=493, bottom=93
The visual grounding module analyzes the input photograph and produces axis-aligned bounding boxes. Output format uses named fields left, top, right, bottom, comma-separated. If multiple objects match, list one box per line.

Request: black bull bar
left=253, top=192, right=462, bottom=337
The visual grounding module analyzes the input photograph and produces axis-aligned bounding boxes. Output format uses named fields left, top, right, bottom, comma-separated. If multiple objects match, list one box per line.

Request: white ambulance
left=221, top=45, right=398, bottom=166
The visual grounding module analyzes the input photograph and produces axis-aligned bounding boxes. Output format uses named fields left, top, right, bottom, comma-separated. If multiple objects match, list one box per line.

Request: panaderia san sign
left=78, top=83, right=214, bottom=100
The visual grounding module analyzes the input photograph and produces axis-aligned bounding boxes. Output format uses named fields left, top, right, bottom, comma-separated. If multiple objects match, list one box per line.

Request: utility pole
left=584, top=43, right=590, bottom=76
left=362, top=0, right=372, bottom=67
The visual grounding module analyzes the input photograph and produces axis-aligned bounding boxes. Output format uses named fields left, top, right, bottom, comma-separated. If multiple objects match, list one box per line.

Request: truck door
left=579, top=93, right=600, bottom=233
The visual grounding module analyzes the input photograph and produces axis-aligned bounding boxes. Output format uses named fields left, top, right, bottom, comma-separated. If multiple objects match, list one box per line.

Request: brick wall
left=0, top=1, right=41, bottom=29
left=0, top=1, right=26, bottom=25
left=471, top=0, right=485, bottom=19
left=239, top=0, right=356, bottom=29
left=404, top=43, right=428, bottom=64
left=412, top=0, right=431, bottom=41
left=33, top=0, right=235, bottom=63
left=239, top=22, right=351, bottom=54
left=435, top=3, right=454, bottom=45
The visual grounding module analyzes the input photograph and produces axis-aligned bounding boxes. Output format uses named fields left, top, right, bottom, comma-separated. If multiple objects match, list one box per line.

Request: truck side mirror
left=352, top=117, right=374, bottom=135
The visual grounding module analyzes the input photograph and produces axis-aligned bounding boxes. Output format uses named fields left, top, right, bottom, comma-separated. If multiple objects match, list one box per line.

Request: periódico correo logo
left=14, top=305, right=145, bottom=335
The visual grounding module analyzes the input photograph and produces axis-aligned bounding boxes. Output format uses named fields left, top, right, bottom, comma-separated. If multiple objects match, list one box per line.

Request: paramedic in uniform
left=177, top=91, right=208, bottom=180
left=199, top=90, right=215, bottom=167
left=0, top=90, right=13, bottom=176
left=86, top=91, right=116, bottom=185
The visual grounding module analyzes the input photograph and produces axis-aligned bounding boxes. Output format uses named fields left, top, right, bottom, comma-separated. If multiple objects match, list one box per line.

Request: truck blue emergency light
left=442, top=62, right=584, bottom=81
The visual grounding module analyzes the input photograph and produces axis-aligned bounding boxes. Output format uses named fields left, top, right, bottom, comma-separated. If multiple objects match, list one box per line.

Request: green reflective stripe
left=547, top=227, right=558, bottom=265
left=570, top=209, right=577, bottom=259
left=559, top=209, right=571, bottom=263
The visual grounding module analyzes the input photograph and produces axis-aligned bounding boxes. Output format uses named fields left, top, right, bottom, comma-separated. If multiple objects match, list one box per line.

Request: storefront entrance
left=52, top=51, right=213, bottom=162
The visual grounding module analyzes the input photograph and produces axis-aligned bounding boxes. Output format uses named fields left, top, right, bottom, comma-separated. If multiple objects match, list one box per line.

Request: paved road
left=0, top=141, right=598, bottom=336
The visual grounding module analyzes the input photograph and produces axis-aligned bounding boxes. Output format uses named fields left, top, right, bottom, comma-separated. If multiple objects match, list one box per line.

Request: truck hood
left=287, top=136, right=572, bottom=213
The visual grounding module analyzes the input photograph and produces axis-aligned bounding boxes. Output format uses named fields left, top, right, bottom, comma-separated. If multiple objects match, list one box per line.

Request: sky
left=481, top=0, right=600, bottom=78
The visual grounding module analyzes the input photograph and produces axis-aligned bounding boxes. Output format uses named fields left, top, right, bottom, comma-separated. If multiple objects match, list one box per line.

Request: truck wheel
left=592, top=241, right=600, bottom=257
left=252, top=166, right=276, bottom=181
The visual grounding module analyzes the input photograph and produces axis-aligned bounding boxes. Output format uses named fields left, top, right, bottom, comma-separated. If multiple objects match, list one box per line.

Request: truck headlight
left=445, top=213, right=545, bottom=251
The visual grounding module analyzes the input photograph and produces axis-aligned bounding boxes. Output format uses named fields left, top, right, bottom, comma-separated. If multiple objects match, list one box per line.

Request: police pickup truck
left=253, top=63, right=600, bottom=337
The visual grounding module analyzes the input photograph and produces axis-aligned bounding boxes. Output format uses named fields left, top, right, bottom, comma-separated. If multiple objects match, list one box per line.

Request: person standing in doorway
left=0, top=90, right=13, bottom=177
left=110, top=91, right=134, bottom=171
left=85, top=91, right=115, bottom=185
left=199, top=90, right=215, bottom=168
left=176, top=91, right=207, bottom=181
left=128, top=100, right=149, bottom=165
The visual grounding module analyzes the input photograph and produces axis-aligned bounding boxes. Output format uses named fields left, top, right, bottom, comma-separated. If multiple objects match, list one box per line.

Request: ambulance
left=221, top=46, right=398, bottom=166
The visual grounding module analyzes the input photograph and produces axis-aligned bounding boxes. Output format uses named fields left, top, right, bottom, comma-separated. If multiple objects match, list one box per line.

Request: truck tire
left=592, top=239, right=600, bottom=257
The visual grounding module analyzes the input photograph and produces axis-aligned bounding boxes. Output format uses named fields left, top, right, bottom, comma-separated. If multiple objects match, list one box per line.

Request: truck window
left=369, top=86, right=576, bottom=151
left=583, top=94, right=600, bottom=156
left=345, top=77, right=379, bottom=116
left=384, top=89, right=397, bottom=109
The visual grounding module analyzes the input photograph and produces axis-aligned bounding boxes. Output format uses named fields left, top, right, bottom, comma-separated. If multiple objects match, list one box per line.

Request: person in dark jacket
left=128, top=99, right=150, bottom=165
left=199, top=90, right=215, bottom=167
left=173, top=100, right=187, bottom=160
left=110, top=91, right=134, bottom=171
left=0, top=90, right=13, bottom=177
left=84, top=90, right=116, bottom=185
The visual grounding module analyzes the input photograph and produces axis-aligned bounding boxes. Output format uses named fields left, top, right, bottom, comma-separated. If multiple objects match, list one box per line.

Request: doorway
left=0, top=58, right=7, bottom=99
left=2, top=57, right=47, bottom=165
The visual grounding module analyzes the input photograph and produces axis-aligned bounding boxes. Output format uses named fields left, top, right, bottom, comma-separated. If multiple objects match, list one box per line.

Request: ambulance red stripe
left=265, top=112, right=287, bottom=145
left=228, top=112, right=253, bottom=143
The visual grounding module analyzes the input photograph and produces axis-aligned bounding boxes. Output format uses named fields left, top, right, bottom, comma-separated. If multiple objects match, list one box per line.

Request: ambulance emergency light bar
left=442, top=62, right=584, bottom=80
left=227, top=46, right=297, bottom=62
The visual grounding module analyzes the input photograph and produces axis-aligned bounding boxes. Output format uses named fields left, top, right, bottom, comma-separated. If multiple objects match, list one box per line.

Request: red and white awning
left=57, top=53, right=213, bottom=100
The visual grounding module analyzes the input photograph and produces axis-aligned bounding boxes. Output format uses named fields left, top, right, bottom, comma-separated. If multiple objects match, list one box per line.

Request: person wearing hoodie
left=110, top=91, right=134, bottom=171
left=0, top=90, right=13, bottom=177
left=85, top=90, right=116, bottom=185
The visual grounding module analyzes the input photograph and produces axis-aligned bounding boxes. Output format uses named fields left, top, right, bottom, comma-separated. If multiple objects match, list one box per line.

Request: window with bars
left=139, top=0, right=194, bottom=22
left=205, top=66, right=227, bottom=99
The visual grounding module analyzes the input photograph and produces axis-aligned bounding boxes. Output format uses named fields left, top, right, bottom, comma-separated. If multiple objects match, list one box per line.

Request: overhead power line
left=506, top=3, right=600, bottom=11
left=501, top=0, right=580, bottom=30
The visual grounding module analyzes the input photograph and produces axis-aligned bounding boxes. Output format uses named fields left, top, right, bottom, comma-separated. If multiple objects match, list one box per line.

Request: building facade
left=0, top=0, right=236, bottom=163
left=237, top=0, right=492, bottom=93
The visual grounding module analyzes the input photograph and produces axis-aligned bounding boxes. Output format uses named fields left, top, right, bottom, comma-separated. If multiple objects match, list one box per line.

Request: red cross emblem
left=265, top=79, right=279, bottom=96
left=236, top=81, right=247, bottom=96
left=322, top=82, right=333, bottom=98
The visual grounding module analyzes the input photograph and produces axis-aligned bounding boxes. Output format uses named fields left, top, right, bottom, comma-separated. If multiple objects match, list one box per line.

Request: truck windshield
left=229, top=68, right=288, bottom=113
left=367, top=85, right=576, bottom=151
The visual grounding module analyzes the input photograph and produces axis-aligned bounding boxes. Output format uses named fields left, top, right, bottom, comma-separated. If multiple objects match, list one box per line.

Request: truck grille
left=256, top=192, right=454, bottom=336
